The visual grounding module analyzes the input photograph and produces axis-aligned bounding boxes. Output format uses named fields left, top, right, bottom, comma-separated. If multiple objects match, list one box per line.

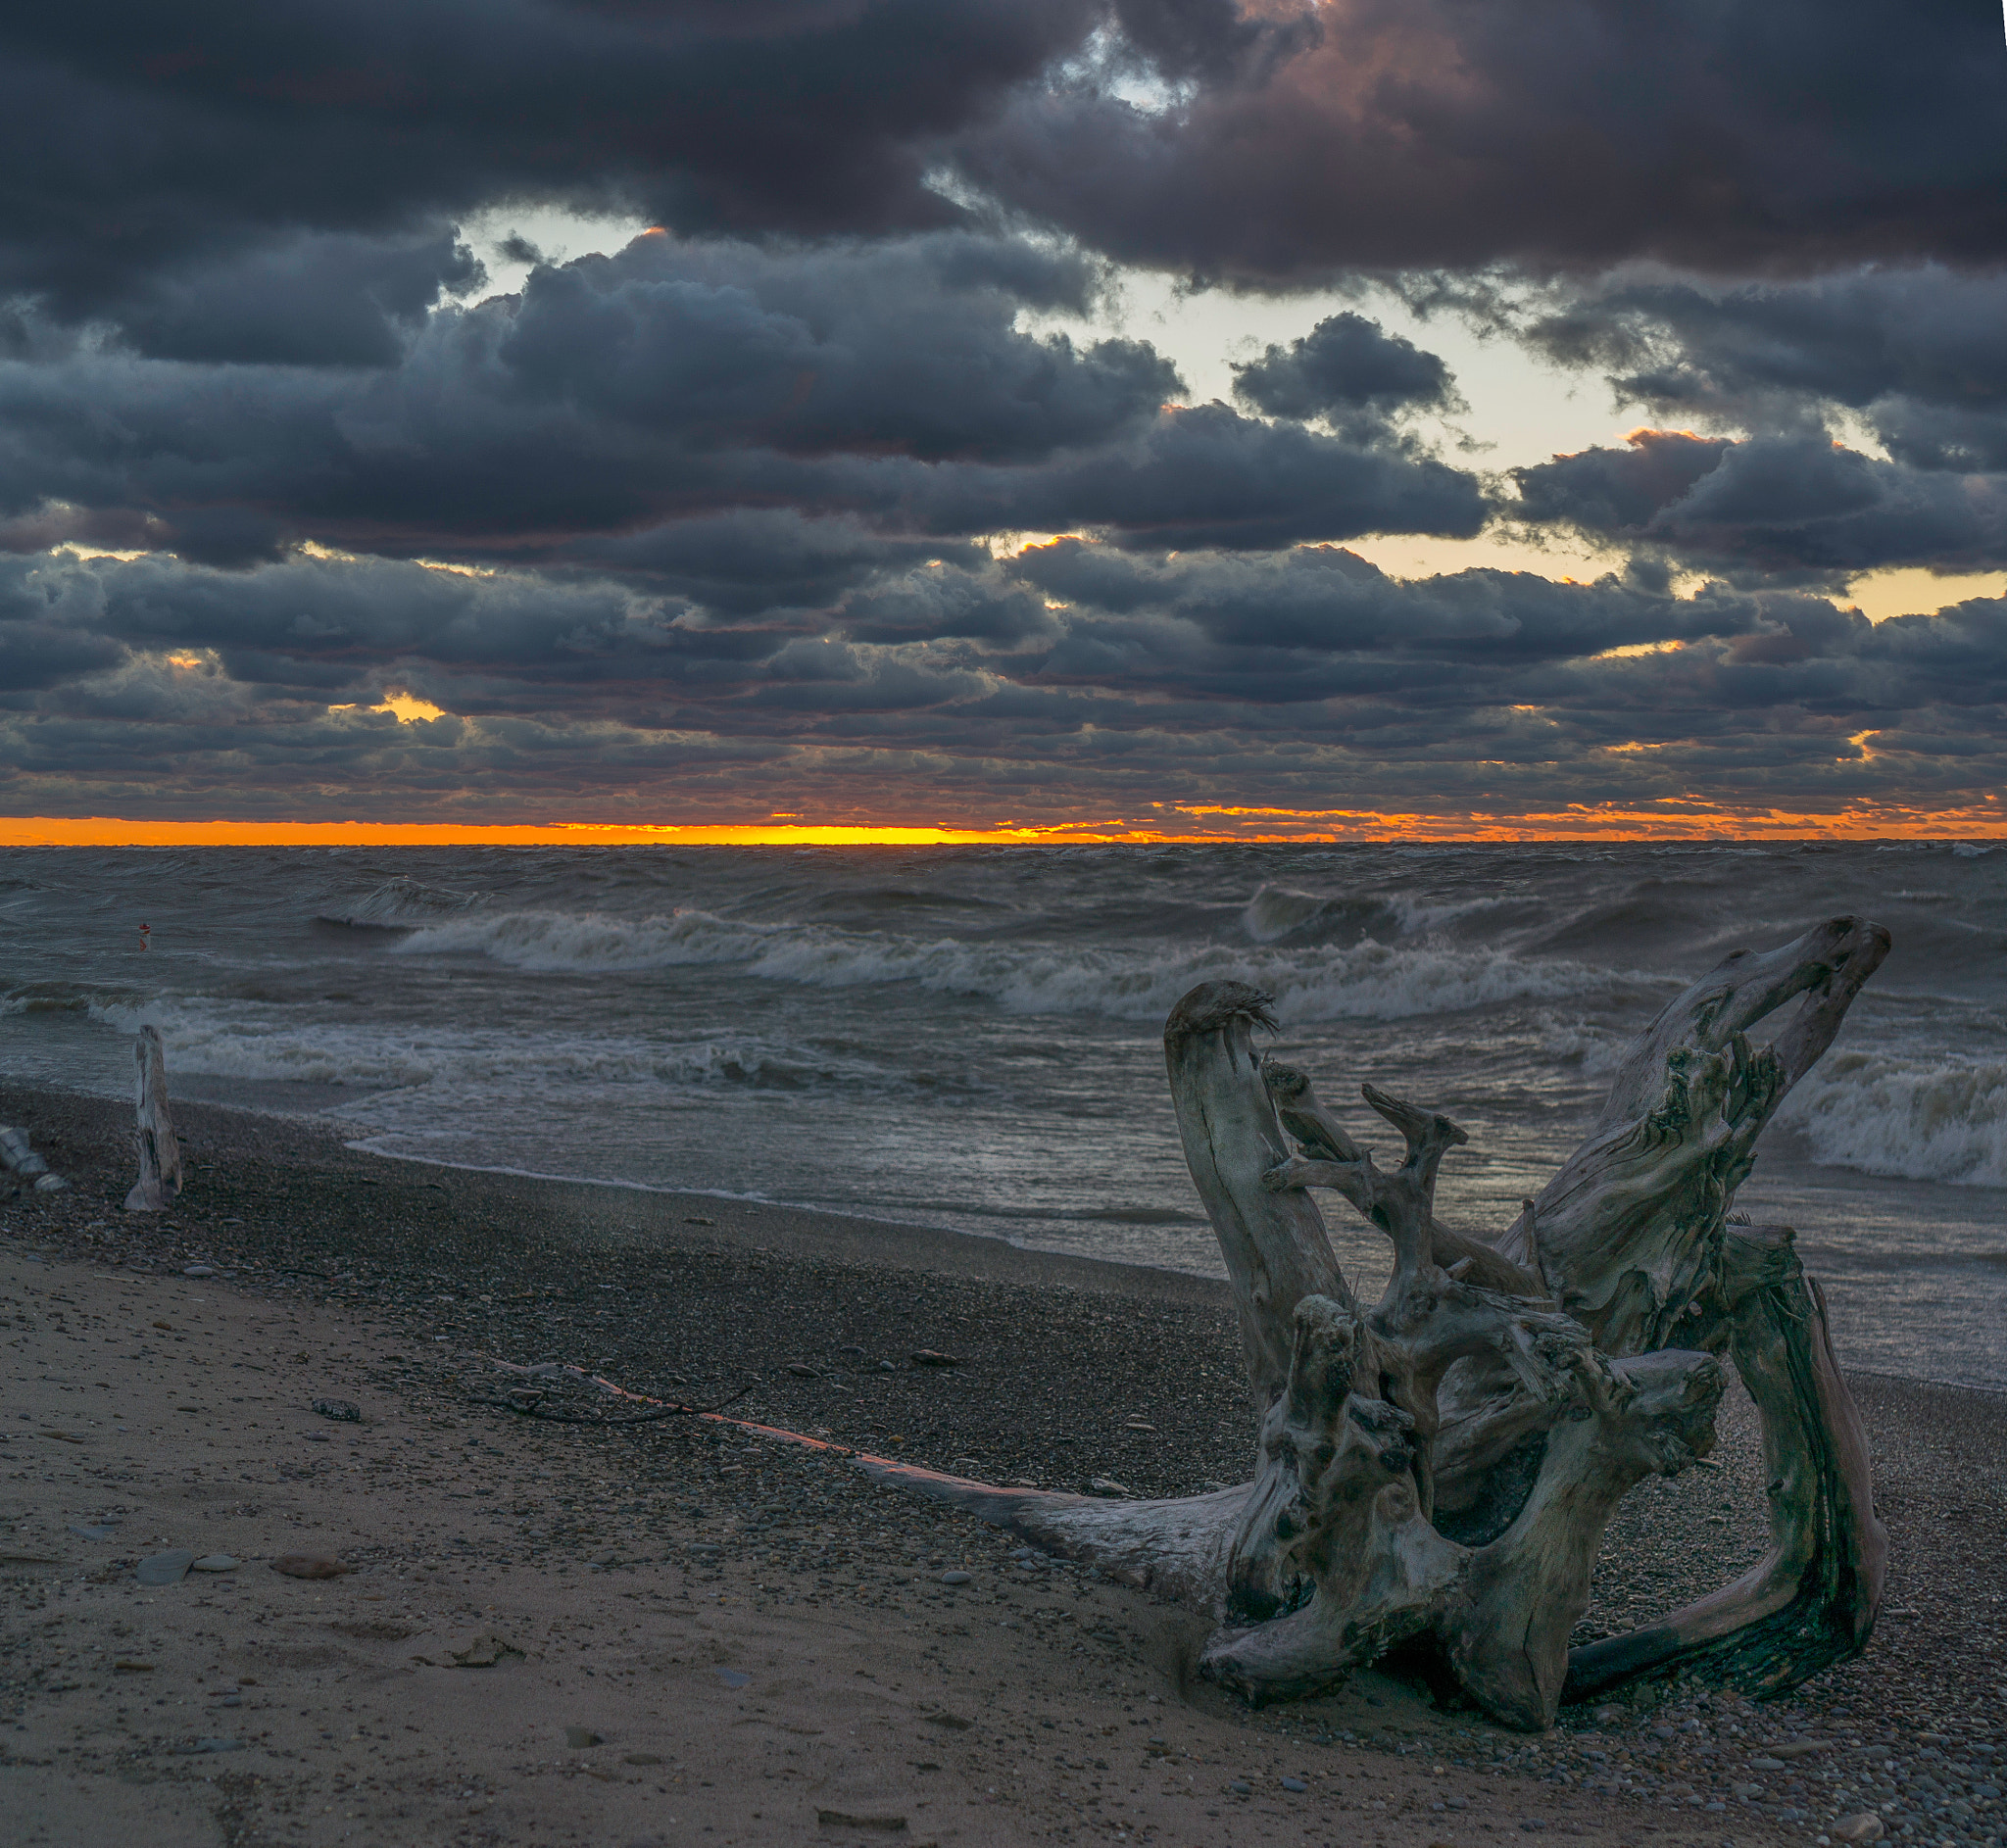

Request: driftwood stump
left=123, top=1025, right=183, bottom=1212
left=870, top=917, right=1889, bottom=1729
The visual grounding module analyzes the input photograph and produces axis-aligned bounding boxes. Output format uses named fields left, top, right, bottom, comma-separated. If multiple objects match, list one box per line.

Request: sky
left=3, top=1, right=2006, bottom=844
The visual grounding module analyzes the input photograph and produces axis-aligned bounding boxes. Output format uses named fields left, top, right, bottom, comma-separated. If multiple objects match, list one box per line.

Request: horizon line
left=4, top=809, right=2007, bottom=849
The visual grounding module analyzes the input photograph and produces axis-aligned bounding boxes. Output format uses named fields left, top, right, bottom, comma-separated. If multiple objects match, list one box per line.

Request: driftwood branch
left=871, top=919, right=1889, bottom=1728
left=123, top=1025, right=182, bottom=1212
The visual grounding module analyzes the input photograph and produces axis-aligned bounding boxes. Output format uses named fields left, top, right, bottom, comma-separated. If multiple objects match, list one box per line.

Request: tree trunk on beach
left=123, top=1024, right=183, bottom=1212
left=868, top=917, right=1890, bottom=1729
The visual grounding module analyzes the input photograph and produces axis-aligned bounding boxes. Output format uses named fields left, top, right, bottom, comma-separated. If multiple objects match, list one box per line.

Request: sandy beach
left=2, top=1079, right=2002, bottom=1848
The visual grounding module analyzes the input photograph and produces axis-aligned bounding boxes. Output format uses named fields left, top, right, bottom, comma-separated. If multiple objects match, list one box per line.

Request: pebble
left=135, top=1547, right=196, bottom=1586
left=181, top=1263, right=216, bottom=1278
left=171, top=1737, right=242, bottom=1755
left=270, top=1554, right=349, bottom=1580
left=1228, top=1780, right=1252, bottom=1795
left=311, top=1397, right=362, bottom=1421
left=1281, top=1775, right=1308, bottom=1792
left=940, top=1570, right=972, bottom=1586
left=191, top=1554, right=239, bottom=1572
left=1833, top=1816, right=1885, bottom=1842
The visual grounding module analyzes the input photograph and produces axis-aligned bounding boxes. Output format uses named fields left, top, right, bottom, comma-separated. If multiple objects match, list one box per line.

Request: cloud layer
left=0, top=4, right=2002, bottom=828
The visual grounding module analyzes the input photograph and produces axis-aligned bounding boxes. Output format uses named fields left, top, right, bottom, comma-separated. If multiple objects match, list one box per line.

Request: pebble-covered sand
left=3, top=1080, right=2002, bottom=1848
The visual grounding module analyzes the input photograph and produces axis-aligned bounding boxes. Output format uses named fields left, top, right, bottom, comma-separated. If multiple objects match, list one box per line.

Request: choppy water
left=4, top=843, right=2004, bottom=1388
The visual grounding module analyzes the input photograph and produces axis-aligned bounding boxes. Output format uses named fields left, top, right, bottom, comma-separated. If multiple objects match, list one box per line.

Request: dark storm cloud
left=955, top=0, right=2007, bottom=282
left=5, top=0, right=1998, bottom=343
left=1231, top=314, right=1451, bottom=424
left=1514, top=429, right=2007, bottom=580
left=0, top=235, right=1481, bottom=564
left=111, top=230, right=486, bottom=368
left=0, top=0, right=1099, bottom=318
left=574, top=512, right=985, bottom=617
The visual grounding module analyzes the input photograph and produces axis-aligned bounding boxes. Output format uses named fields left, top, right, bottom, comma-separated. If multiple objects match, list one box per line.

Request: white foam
left=85, top=997, right=884, bottom=1094
left=1780, top=1050, right=2007, bottom=1188
left=395, top=904, right=1626, bottom=1022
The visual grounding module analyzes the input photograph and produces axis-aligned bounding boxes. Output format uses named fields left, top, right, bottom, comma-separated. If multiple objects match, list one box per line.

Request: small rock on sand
left=312, top=1397, right=362, bottom=1421
left=1834, top=1816, right=1885, bottom=1843
left=816, top=1810, right=907, bottom=1831
left=135, top=1548, right=196, bottom=1585
left=453, top=1634, right=524, bottom=1667
left=270, top=1554, right=350, bottom=1580
left=939, top=1570, right=971, bottom=1586
left=191, top=1554, right=239, bottom=1572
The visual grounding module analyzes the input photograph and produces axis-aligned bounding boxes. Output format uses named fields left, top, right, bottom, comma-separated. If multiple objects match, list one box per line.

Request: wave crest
left=318, top=876, right=481, bottom=931
left=1781, top=1050, right=2007, bottom=1188
left=397, top=905, right=1627, bottom=1022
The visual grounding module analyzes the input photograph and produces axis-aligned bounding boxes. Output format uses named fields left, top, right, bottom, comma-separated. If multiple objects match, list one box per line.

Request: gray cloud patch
left=1514, top=429, right=2007, bottom=580
left=6, top=540, right=2002, bottom=821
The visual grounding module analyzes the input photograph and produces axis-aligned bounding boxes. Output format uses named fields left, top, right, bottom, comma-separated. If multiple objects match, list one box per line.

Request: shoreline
left=3, top=1074, right=2004, bottom=1847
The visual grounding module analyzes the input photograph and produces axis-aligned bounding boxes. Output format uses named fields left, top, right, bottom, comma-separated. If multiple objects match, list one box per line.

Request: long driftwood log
left=870, top=917, right=1889, bottom=1728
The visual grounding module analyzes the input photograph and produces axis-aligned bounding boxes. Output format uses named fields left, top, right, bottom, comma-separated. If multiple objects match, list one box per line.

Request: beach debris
left=714, top=1668, right=750, bottom=1688
left=68, top=1524, right=119, bottom=1541
left=0, top=1550, right=65, bottom=1566
left=270, top=1554, right=351, bottom=1580
left=171, top=1737, right=243, bottom=1755
left=40, top=1429, right=87, bottom=1443
left=191, top=1554, right=239, bottom=1572
left=787, top=1362, right=820, bottom=1377
left=563, top=1725, right=603, bottom=1747
left=454, top=1634, right=524, bottom=1668
left=815, top=1810, right=907, bottom=1831
left=621, top=1752, right=663, bottom=1767
left=908, top=1349, right=958, bottom=1367
left=123, top=1025, right=183, bottom=1212
left=0, top=1123, right=68, bottom=1192
left=919, top=1707, right=972, bottom=1730
left=856, top=918, right=1893, bottom=1731
left=312, top=1397, right=363, bottom=1421
left=112, top=1658, right=154, bottom=1672
left=135, top=1547, right=196, bottom=1586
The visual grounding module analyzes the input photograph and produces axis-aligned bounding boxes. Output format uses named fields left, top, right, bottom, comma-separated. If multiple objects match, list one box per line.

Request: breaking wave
left=395, top=904, right=1634, bottom=1022
left=1780, top=1050, right=2007, bottom=1188
left=317, top=876, right=481, bottom=930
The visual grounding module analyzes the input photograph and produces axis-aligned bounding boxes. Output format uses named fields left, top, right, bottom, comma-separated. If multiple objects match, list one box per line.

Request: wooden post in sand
left=123, top=1025, right=183, bottom=1212
left=869, top=919, right=1890, bottom=1729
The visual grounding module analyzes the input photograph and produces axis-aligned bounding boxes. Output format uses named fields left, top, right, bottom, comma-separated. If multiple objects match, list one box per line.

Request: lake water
left=4, top=841, right=2003, bottom=1388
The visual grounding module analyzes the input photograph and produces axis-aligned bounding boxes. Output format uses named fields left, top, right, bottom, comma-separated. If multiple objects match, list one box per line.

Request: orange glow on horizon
left=3, top=803, right=2006, bottom=849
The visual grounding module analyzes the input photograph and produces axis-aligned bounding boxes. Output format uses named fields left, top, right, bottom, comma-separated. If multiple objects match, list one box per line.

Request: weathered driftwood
left=123, top=1025, right=183, bottom=1212
left=870, top=919, right=1888, bottom=1727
